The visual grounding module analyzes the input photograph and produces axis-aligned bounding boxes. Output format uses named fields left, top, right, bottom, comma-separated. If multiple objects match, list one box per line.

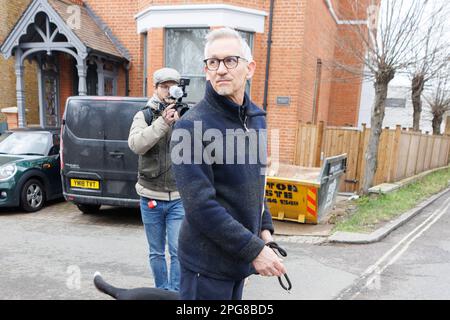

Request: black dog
left=93, top=272, right=179, bottom=300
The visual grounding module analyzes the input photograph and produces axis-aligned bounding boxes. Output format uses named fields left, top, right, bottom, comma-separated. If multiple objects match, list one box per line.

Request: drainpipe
left=262, top=0, right=274, bottom=112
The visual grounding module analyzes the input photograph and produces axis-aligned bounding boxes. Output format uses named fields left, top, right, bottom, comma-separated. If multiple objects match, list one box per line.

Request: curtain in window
left=166, top=28, right=209, bottom=104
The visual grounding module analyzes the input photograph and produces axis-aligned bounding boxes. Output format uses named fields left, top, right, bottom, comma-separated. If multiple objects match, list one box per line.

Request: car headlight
left=0, top=164, right=17, bottom=181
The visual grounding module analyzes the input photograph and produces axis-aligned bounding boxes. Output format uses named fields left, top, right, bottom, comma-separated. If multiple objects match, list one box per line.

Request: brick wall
left=327, top=26, right=365, bottom=126
left=0, top=0, right=39, bottom=125
left=262, top=0, right=304, bottom=163
left=83, top=0, right=142, bottom=97
left=335, top=0, right=373, bottom=20
left=325, top=0, right=370, bottom=127
left=59, top=53, right=74, bottom=118
left=117, top=67, right=127, bottom=96
left=146, top=28, right=164, bottom=94
left=24, top=60, right=40, bottom=125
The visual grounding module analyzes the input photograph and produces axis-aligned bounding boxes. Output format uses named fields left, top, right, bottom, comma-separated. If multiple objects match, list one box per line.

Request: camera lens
left=176, top=104, right=190, bottom=117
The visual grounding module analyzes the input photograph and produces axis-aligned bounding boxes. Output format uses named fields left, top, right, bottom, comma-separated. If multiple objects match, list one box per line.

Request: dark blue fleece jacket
left=170, top=81, right=274, bottom=281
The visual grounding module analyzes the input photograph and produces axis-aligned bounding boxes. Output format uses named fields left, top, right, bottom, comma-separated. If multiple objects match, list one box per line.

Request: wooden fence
left=294, top=122, right=450, bottom=193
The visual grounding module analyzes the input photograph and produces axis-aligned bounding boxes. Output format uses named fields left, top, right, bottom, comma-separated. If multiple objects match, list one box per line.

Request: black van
left=61, top=96, right=147, bottom=213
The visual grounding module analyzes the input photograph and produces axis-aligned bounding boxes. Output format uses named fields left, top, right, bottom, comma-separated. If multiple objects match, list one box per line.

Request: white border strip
left=135, top=4, right=267, bottom=33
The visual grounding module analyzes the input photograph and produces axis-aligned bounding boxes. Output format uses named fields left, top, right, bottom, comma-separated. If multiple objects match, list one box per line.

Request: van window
left=66, top=100, right=105, bottom=140
left=104, top=101, right=145, bottom=141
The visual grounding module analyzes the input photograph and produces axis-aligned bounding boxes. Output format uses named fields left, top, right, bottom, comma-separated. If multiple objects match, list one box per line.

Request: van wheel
left=76, top=204, right=101, bottom=214
left=21, top=179, right=45, bottom=212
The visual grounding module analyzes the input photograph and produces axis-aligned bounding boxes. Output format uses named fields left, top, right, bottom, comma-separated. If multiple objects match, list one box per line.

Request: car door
left=62, top=99, right=106, bottom=197
left=101, top=99, right=145, bottom=200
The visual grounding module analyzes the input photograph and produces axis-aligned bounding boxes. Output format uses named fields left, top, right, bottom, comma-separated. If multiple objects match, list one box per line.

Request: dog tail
left=93, top=271, right=125, bottom=299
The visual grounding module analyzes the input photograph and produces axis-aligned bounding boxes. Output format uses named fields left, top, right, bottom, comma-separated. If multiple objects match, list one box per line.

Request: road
left=336, top=190, right=450, bottom=300
left=0, top=191, right=449, bottom=300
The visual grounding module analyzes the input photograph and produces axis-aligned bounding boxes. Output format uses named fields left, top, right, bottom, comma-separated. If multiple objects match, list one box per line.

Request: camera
left=167, top=78, right=191, bottom=117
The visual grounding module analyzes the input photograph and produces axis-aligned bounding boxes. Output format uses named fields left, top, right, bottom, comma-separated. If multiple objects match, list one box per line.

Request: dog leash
left=265, top=241, right=292, bottom=293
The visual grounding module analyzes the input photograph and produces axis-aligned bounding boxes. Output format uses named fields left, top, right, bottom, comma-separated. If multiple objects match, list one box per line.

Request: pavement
left=273, top=220, right=333, bottom=237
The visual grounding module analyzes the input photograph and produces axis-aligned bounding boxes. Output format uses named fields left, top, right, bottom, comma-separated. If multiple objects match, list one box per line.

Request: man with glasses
left=171, top=28, right=286, bottom=300
left=128, top=67, right=185, bottom=292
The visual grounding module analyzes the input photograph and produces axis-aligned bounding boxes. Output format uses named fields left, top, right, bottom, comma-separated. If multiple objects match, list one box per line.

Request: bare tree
left=424, top=68, right=450, bottom=135
left=408, top=1, right=450, bottom=131
left=330, top=0, right=434, bottom=194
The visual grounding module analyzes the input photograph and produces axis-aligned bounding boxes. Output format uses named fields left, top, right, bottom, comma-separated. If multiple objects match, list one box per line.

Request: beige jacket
left=128, top=95, right=180, bottom=201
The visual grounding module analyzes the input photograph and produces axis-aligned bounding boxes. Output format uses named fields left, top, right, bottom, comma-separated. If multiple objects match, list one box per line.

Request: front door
left=42, top=69, right=60, bottom=127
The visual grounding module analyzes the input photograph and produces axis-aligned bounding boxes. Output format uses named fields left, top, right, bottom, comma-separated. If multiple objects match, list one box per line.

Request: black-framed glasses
left=203, top=56, right=247, bottom=71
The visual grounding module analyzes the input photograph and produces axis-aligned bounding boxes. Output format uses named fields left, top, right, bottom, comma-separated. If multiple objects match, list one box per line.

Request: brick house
left=0, top=0, right=370, bottom=163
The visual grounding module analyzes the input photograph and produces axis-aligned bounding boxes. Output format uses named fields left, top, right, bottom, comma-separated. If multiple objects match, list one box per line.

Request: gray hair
left=204, top=27, right=253, bottom=62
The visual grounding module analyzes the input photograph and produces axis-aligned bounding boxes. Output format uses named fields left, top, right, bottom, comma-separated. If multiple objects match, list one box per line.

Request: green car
left=0, top=129, right=62, bottom=212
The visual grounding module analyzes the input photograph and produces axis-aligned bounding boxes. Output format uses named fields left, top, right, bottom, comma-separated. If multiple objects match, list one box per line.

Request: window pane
left=386, top=98, right=406, bottom=108
left=183, top=77, right=206, bottom=104
left=66, top=100, right=105, bottom=140
left=237, top=30, right=253, bottom=51
left=86, top=64, right=98, bottom=95
left=104, top=78, right=114, bottom=96
left=166, top=28, right=208, bottom=103
left=105, top=100, right=147, bottom=140
left=237, top=30, right=254, bottom=95
left=166, top=29, right=208, bottom=75
left=0, top=132, right=51, bottom=156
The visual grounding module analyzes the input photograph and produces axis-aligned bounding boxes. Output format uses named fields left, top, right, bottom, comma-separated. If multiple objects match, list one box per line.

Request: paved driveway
left=0, top=200, right=149, bottom=300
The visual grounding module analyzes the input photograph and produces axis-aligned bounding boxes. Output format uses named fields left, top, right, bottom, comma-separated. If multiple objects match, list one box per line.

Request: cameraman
left=128, top=67, right=185, bottom=292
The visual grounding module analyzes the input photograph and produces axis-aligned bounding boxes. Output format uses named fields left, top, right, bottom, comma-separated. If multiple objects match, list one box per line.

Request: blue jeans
left=140, top=197, right=185, bottom=292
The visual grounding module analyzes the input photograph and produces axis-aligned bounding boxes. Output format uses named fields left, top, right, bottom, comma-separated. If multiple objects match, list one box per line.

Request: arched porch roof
left=0, top=0, right=130, bottom=127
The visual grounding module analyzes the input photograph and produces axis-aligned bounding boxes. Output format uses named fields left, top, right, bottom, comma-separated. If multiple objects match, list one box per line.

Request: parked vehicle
left=61, top=96, right=147, bottom=213
left=0, top=128, right=62, bottom=212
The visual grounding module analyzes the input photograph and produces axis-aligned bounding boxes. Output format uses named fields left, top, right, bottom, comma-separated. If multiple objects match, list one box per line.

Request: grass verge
left=333, top=167, right=450, bottom=233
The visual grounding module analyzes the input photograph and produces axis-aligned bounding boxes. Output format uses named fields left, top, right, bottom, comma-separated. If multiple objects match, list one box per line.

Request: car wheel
left=76, top=204, right=101, bottom=214
left=20, top=179, right=45, bottom=212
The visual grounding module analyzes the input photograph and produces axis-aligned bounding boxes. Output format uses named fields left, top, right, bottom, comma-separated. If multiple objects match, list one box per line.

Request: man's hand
left=162, top=104, right=179, bottom=125
left=261, top=229, right=274, bottom=244
left=252, top=246, right=287, bottom=277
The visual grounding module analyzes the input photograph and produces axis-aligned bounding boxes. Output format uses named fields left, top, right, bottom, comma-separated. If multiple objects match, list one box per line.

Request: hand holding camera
left=168, top=79, right=191, bottom=118
left=162, top=103, right=179, bottom=125
left=157, top=78, right=191, bottom=126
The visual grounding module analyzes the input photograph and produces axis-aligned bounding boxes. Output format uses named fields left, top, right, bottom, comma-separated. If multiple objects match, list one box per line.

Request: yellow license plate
left=70, top=179, right=100, bottom=190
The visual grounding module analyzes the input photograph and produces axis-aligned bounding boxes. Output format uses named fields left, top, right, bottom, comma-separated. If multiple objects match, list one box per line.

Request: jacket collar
left=147, top=93, right=164, bottom=111
left=204, top=81, right=266, bottom=120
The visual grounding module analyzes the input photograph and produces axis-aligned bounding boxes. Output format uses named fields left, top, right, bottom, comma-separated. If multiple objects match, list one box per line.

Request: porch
left=0, top=0, right=130, bottom=128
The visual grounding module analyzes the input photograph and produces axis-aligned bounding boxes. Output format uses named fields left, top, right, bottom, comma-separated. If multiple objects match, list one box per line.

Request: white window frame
left=135, top=4, right=267, bottom=33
